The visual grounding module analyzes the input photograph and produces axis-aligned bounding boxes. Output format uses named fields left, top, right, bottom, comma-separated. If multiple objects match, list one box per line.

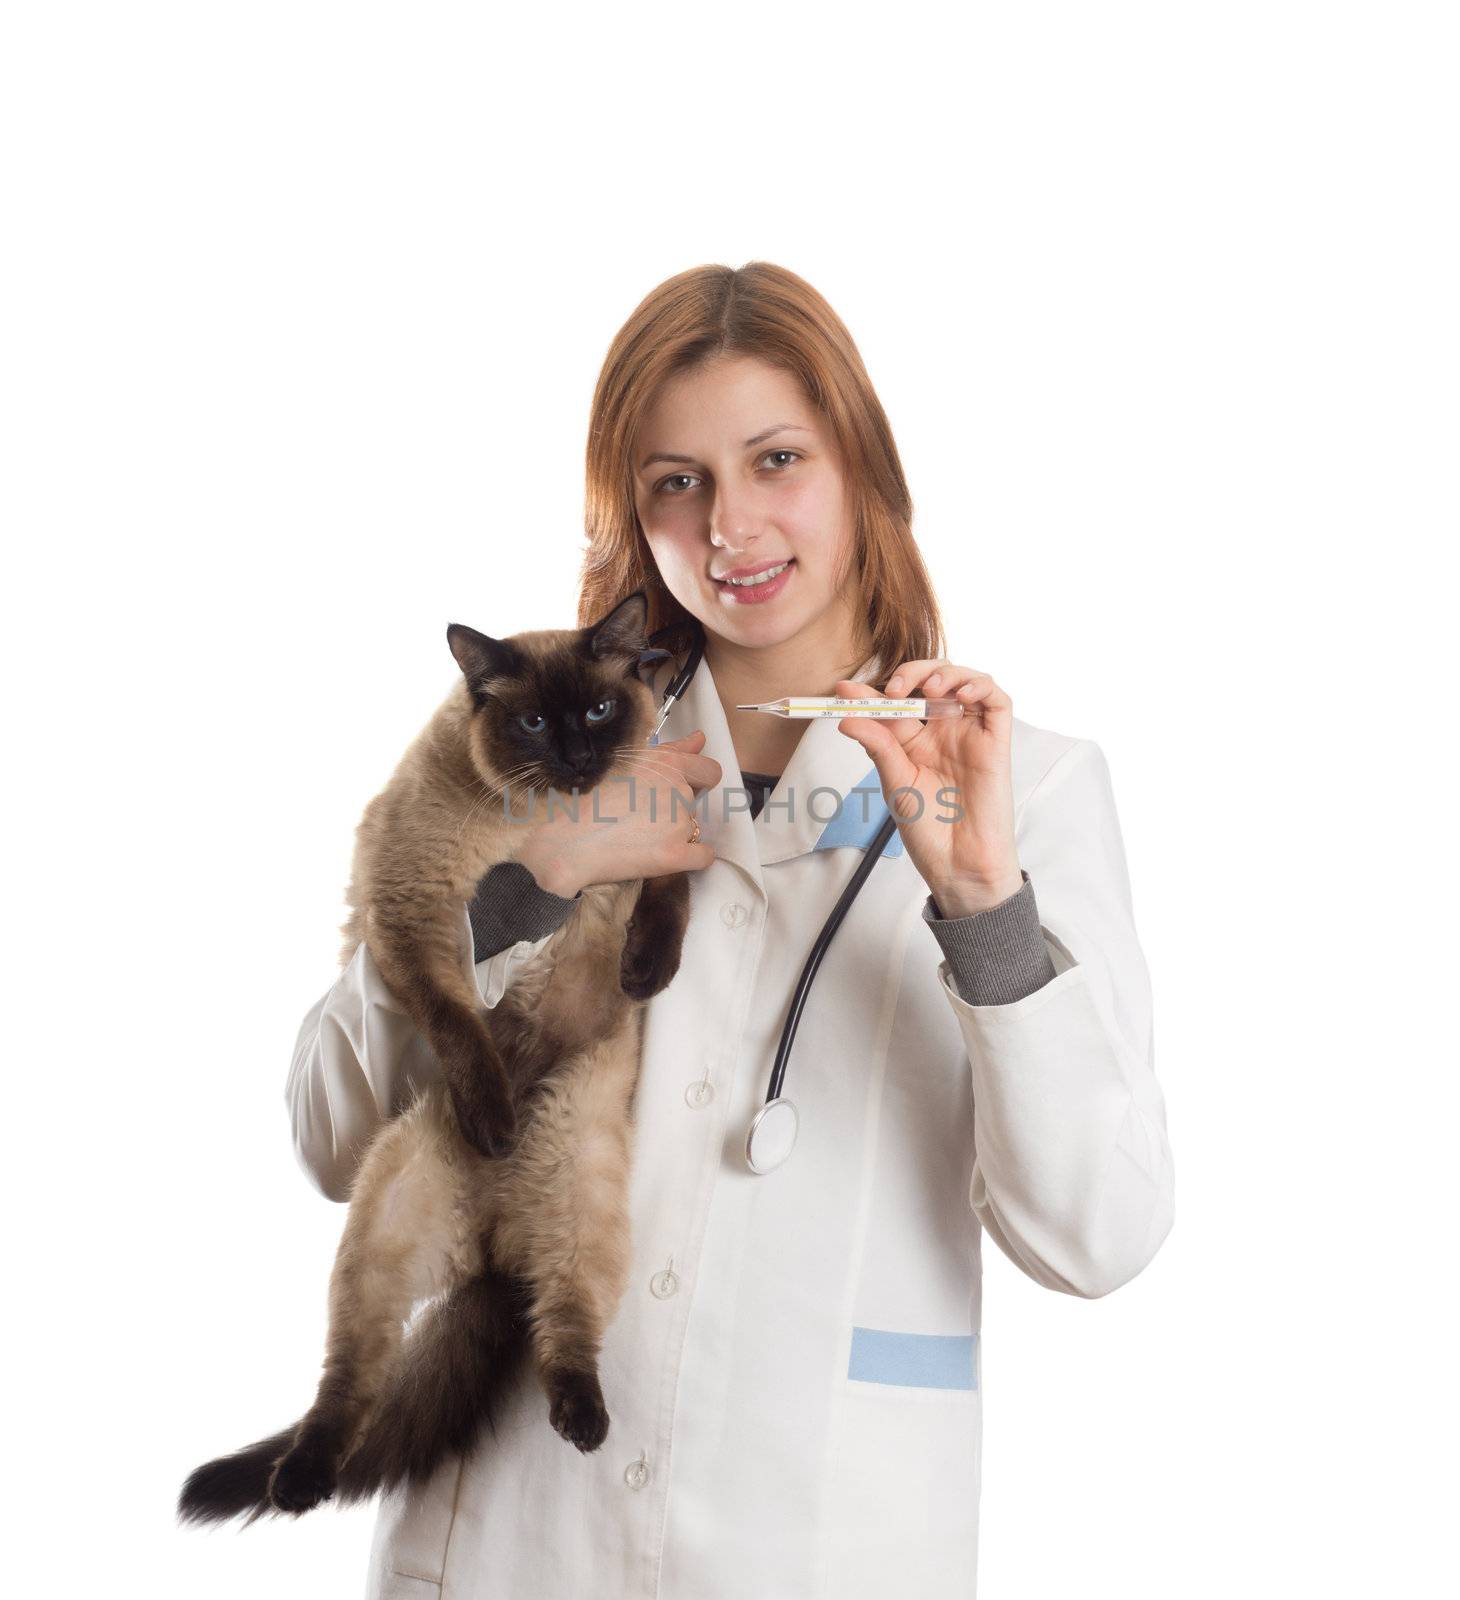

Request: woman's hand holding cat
left=519, top=731, right=721, bottom=896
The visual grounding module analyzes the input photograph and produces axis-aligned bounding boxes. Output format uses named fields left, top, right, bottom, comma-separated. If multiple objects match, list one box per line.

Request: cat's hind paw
left=545, top=1366, right=610, bottom=1454
left=267, top=1441, right=338, bottom=1515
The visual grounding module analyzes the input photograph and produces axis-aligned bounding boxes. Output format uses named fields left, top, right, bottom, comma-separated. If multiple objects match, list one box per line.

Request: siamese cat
left=178, top=590, right=693, bottom=1526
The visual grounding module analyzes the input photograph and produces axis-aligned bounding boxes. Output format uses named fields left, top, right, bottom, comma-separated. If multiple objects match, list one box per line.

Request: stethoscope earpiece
left=646, top=618, right=706, bottom=743
left=635, top=647, right=674, bottom=685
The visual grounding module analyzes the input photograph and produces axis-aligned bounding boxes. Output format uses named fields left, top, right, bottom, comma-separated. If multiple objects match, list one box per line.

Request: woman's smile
left=712, top=556, right=796, bottom=606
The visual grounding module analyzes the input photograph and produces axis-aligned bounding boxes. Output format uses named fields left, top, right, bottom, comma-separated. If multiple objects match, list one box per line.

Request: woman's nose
left=708, top=488, right=758, bottom=549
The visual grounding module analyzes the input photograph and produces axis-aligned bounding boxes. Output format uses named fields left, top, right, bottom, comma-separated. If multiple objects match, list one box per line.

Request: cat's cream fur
left=178, top=591, right=693, bottom=1525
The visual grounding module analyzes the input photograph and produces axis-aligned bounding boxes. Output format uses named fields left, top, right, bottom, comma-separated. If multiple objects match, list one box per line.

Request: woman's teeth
left=724, top=561, right=791, bottom=587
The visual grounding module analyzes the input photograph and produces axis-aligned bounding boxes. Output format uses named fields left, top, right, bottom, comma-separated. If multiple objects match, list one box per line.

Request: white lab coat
left=286, top=648, right=1174, bottom=1599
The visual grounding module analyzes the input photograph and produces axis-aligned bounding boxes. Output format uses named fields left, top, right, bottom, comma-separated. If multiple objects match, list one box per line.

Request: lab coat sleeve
left=934, top=738, right=1175, bottom=1298
left=284, top=908, right=556, bottom=1203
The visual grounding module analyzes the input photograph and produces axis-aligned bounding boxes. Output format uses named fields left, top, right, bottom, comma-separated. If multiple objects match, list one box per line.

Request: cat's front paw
left=452, top=1082, right=520, bottom=1160
left=545, top=1366, right=610, bottom=1454
left=619, top=943, right=682, bottom=1002
left=268, top=1441, right=338, bottom=1515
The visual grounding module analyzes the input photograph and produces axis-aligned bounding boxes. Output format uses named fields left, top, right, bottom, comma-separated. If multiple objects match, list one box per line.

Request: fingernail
left=926, top=673, right=942, bottom=689
left=886, top=678, right=903, bottom=694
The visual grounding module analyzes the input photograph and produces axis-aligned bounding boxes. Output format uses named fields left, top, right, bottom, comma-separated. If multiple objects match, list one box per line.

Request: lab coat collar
left=651, top=641, right=888, bottom=900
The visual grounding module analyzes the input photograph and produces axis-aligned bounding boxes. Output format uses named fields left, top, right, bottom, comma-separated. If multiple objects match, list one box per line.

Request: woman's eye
left=518, top=712, right=546, bottom=734
left=654, top=451, right=799, bottom=496
left=585, top=700, right=615, bottom=724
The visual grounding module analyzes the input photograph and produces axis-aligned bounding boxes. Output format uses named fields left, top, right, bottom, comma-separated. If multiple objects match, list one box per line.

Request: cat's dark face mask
left=445, top=591, right=659, bottom=796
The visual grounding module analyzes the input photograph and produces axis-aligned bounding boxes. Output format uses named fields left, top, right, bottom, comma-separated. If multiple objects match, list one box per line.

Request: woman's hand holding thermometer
left=831, top=662, right=1025, bottom=918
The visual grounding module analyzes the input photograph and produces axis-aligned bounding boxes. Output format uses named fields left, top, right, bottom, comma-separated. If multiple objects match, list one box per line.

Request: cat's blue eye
left=585, top=700, right=615, bottom=724
left=518, top=712, right=546, bottom=734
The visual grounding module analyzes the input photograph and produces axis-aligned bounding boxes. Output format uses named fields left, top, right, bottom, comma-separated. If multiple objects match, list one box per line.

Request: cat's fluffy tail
left=333, top=1264, right=534, bottom=1505
left=176, top=1265, right=534, bottom=1527
left=176, top=1424, right=301, bottom=1527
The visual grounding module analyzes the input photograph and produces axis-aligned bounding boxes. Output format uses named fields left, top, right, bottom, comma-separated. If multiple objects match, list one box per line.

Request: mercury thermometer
left=734, top=696, right=968, bottom=720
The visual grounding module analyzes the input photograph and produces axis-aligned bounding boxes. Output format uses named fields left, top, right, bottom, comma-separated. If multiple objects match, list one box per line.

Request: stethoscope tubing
left=765, top=808, right=898, bottom=1103
left=644, top=614, right=895, bottom=1173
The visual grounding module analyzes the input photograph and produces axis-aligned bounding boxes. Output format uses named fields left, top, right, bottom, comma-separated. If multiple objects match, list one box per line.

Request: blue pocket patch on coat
left=847, top=1327, right=979, bottom=1390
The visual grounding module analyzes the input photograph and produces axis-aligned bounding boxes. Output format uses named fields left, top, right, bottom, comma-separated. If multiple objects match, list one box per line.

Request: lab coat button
left=624, top=1452, right=650, bottom=1490
left=721, top=901, right=749, bottom=929
left=684, top=1077, right=714, bottom=1108
left=650, top=1267, right=679, bottom=1299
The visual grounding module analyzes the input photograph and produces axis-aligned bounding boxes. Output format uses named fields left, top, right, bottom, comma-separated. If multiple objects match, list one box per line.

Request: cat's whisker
left=452, top=763, right=589, bottom=846
left=478, top=762, right=542, bottom=795
left=453, top=783, right=523, bottom=846
left=612, top=750, right=691, bottom=775
left=461, top=764, right=549, bottom=817
left=452, top=775, right=522, bottom=846
left=610, top=753, right=705, bottom=788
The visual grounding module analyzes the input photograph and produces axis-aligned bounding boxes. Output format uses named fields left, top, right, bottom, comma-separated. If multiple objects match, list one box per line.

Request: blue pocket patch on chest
left=847, top=1326, right=979, bottom=1390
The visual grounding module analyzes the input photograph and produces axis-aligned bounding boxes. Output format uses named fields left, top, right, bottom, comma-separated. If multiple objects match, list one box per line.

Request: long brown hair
left=577, top=261, right=946, bottom=679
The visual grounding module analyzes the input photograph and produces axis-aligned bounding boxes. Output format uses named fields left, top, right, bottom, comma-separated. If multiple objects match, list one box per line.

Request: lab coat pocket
left=820, top=1328, right=982, bottom=1599
left=377, top=1576, right=441, bottom=1600
left=364, top=1454, right=463, bottom=1600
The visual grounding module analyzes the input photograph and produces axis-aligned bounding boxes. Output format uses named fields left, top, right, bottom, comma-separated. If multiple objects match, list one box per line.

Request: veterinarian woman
left=287, top=261, right=1175, bottom=1599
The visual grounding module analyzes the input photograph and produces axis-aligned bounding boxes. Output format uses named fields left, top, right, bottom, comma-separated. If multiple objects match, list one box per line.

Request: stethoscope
left=641, top=618, right=899, bottom=1176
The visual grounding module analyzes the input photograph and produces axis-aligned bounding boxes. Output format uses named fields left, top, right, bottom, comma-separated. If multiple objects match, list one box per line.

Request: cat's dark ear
left=447, top=623, right=516, bottom=686
left=586, top=590, right=649, bottom=664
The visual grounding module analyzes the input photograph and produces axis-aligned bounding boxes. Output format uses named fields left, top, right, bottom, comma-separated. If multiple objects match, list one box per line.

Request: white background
left=4, top=3, right=1455, bottom=1595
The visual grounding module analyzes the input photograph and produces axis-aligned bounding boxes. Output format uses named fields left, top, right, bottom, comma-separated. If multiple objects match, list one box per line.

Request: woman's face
left=632, top=355, right=860, bottom=655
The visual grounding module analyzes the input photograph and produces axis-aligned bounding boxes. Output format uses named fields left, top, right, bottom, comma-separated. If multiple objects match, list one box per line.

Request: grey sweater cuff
left=922, top=869, right=1059, bottom=1006
left=468, top=860, right=581, bottom=962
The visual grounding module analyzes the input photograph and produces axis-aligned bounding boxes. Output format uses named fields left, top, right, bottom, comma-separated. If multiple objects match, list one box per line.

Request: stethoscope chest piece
left=745, top=1097, right=798, bottom=1174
